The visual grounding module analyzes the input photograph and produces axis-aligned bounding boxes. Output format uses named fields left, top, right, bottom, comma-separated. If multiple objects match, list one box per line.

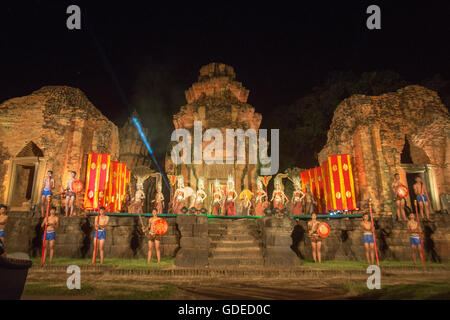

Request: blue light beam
left=132, top=117, right=170, bottom=191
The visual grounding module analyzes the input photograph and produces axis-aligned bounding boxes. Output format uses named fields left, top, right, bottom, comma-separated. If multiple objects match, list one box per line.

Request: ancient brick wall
left=0, top=86, right=119, bottom=211
left=319, top=86, right=450, bottom=215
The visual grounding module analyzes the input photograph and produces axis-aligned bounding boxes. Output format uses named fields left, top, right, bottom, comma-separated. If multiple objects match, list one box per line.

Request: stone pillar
left=257, top=216, right=301, bottom=267
left=174, top=215, right=209, bottom=267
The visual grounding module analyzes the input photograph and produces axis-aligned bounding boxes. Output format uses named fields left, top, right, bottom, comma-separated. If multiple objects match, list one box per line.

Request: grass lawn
left=22, top=281, right=176, bottom=300
left=30, top=257, right=174, bottom=270
left=301, top=259, right=450, bottom=270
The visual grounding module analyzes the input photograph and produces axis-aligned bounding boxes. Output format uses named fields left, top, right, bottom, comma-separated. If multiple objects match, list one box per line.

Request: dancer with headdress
left=129, top=182, right=146, bottom=214
left=211, top=179, right=223, bottom=215
left=291, top=177, right=305, bottom=215
left=172, top=176, right=186, bottom=214
left=304, top=185, right=315, bottom=215
left=194, top=177, right=207, bottom=213
left=271, top=176, right=288, bottom=213
left=225, top=174, right=237, bottom=216
left=255, top=179, right=268, bottom=215
left=152, top=179, right=165, bottom=214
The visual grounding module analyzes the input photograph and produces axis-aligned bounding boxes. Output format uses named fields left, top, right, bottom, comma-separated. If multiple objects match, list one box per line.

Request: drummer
left=308, top=213, right=322, bottom=263
left=360, top=213, right=375, bottom=264
left=142, top=209, right=161, bottom=264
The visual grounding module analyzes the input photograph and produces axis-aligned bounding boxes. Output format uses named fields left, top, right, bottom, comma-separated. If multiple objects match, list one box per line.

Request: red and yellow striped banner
left=321, top=161, right=332, bottom=213
left=106, top=161, right=128, bottom=213
left=83, top=153, right=111, bottom=210
left=326, top=154, right=356, bottom=211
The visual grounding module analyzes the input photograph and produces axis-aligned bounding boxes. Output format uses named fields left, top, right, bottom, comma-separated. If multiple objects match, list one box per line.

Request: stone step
left=208, top=257, right=265, bottom=267
left=209, top=234, right=257, bottom=242
left=210, top=241, right=261, bottom=249
left=210, top=249, right=263, bottom=258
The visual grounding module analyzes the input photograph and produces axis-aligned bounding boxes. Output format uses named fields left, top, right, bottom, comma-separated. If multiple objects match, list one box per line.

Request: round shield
left=396, top=185, right=409, bottom=198
left=154, top=219, right=168, bottom=235
left=71, top=180, right=84, bottom=193
left=318, top=222, right=330, bottom=238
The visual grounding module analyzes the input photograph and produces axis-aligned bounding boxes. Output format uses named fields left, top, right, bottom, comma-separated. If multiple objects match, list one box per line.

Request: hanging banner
left=106, top=161, right=128, bottom=212
left=321, top=161, right=332, bottom=213
left=83, top=153, right=111, bottom=211
left=326, top=154, right=357, bottom=211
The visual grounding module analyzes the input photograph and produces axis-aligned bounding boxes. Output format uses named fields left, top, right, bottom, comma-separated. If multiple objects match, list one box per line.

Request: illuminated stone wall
left=319, top=85, right=449, bottom=216
left=0, top=86, right=119, bottom=211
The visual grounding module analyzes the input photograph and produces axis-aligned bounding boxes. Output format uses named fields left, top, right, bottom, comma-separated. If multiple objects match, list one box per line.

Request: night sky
left=1, top=1, right=449, bottom=168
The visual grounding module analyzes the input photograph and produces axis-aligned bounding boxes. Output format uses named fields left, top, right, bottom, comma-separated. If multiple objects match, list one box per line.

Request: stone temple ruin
left=319, top=85, right=450, bottom=216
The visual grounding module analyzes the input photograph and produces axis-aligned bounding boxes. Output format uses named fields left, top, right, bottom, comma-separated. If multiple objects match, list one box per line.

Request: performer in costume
left=308, top=213, right=322, bottom=263
left=391, top=173, right=407, bottom=221
left=193, top=177, right=207, bottom=213
left=271, top=177, right=288, bottom=212
left=172, top=176, right=186, bottom=214
left=304, top=185, right=315, bottom=215
left=40, top=170, right=55, bottom=218
left=360, top=213, right=375, bottom=264
left=254, top=179, right=268, bottom=215
left=413, top=176, right=431, bottom=221
left=291, top=177, right=305, bottom=215
left=225, top=175, right=237, bottom=216
left=142, top=209, right=162, bottom=264
left=64, top=171, right=77, bottom=217
left=40, top=207, right=59, bottom=264
left=240, top=192, right=252, bottom=216
left=152, top=180, right=165, bottom=214
left=211, top=179, right=223, bottom=215
left=407, top=213, right=424, bottom=265
left=129, top=183, right=146, bottom=214
left=91, top=206, right=109, bottom=265
left=0, top=205, right=8, bottom=243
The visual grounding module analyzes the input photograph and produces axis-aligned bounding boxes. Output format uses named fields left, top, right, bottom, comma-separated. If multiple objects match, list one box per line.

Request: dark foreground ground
left=21, top=258, right=450, bottom=300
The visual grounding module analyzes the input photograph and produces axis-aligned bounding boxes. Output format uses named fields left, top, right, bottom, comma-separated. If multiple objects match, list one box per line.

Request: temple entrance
left=6, top=142, right=45, bottom=211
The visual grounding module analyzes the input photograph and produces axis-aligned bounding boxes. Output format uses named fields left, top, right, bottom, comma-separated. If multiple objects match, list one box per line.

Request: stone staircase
left=208, top=219, right=264, bottom=267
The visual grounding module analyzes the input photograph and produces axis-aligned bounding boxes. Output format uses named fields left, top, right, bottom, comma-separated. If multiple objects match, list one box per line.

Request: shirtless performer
left=308, top=213, right=322, bottom=263
left=41, top=207, right=59, bottom=264
left=211, top=179, right=223, bottom=215
left=0, top=205, right=8, bottom=244
left=92, top=206, right=109, bottom=265
left=193, top=177, right=207, bottom=213
left=291, top=177, right=305, bottom=215
left=152, top=181, right=165, bottom=214
left=254, top=180, right=268, bottom=215
left=391, top=173, right=407, bottom=221
left=304, top=185, right=315, bottom=215
left=65, top=171, right=77, bottom=217
left=407, top=213, right=424, bottom=265
left=41, top=170, right=55, bottom=218
left=413, top=176, right=431, bottom=221
left=142, top=209, right=161, bottom=264
left=360, top=213, right=375, bottom=264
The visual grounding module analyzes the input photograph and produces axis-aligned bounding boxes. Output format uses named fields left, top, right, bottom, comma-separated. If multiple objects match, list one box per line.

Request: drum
left=154, top=219, right=168, bottom=235
left=396, top=185, right=409, bottom=198
left=317, top=222, right=330, bottom=238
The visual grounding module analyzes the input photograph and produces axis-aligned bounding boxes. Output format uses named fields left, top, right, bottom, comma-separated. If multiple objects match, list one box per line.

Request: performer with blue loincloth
left=40, top=170, right=55, bottom=218
left=413, top=176, right=432, bottom=222
left=360, top=213, right=375, bottom=264
left=40, top=207, right=59, bottom=264
left=407, top=213, right=425, bottom=265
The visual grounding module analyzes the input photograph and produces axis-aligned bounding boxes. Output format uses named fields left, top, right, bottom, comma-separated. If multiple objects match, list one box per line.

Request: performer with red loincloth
left=211, top=179, right=223, bottom=215
left=152, top=180, right=165, bottom=214
left=225, top=175, right=237, bottom=216
left=172, top=176, right=186, bottom=214
left=391, top=173, right=408, bottom=221
left=142, top=209, right=161, bottom=264
left=291, top=177, right=305, bottom=215
left=40, top=170, right=55, bottom=218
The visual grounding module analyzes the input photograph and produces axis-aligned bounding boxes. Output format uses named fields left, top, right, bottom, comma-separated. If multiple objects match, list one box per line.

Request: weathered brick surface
left=174, top=215, right=209, bottom=267
left=319, top=85, right=450, bottom=215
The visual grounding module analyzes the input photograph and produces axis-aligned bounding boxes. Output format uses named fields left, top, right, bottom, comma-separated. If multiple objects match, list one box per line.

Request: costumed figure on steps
left=172, top=176, right=186, bottom=214
left=225, top=174, right=237, bottom=216
left=193, top=177, right=207, bottom=213
left=291, top=176, right=305, bottom=215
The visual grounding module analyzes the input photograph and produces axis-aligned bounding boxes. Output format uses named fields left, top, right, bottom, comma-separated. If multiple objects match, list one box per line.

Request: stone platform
left=3, top=212, right=450, bottom=265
